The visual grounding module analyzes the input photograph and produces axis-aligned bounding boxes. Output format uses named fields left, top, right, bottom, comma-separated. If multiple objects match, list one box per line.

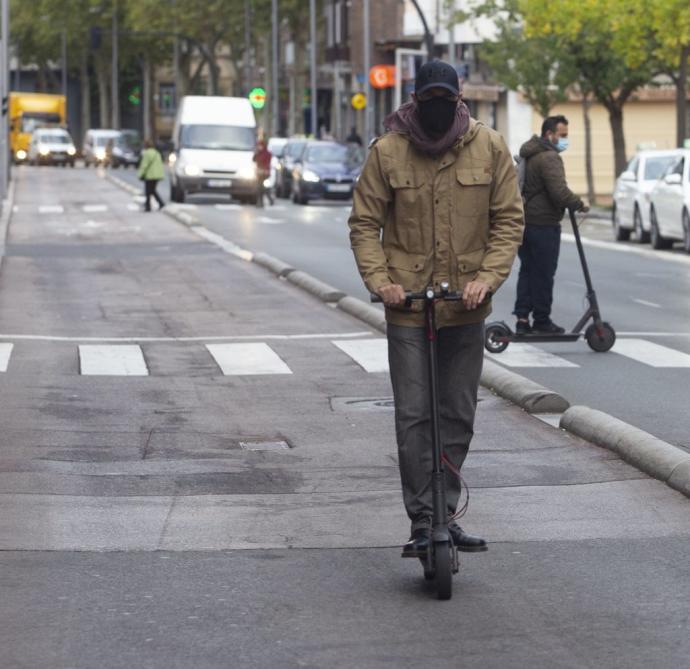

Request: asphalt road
left=2, top=165, right=690, bottom=668
left=115, top=167, right=690, bottom=451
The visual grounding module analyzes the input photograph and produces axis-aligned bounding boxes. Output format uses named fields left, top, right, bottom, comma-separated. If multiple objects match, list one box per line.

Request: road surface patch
left=206, top=343, right=292, bottom=375
left=79, top=345, right=149, bottom=376
left=612, top=339, right=690, bottom=367
left=488, top=344, right=580, bottom=368
left=0, top=342, right=13, bottom=371
left=332, top=339, right=389, bottom=373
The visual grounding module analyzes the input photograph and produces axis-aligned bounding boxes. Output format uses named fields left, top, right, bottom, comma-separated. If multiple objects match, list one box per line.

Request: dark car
left=291, top=141, right=364, bottom=205
left=106, top=129, right=142, bottom=168
left=276, top=138, right=307, bottom=198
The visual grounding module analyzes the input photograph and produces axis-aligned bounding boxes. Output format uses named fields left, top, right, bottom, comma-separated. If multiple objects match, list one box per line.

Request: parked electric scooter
left=484, top=208, right=616, bottom=354
left=372, top=283, right=461, bottom=600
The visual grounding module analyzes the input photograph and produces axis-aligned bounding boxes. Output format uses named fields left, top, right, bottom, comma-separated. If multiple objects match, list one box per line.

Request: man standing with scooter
left=513, top=116, right=589, bottom=335
left=348, top=61, right=524, bottom=559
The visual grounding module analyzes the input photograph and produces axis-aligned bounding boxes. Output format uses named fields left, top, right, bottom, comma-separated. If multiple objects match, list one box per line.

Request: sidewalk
left=2, top=167, right=690, bottom=668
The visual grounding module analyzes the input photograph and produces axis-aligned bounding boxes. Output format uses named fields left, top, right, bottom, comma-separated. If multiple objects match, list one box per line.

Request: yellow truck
left=9, top=92, right=67, bottom=163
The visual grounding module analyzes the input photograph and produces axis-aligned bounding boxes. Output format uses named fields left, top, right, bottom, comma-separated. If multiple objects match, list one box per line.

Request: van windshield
left=39, top=134, right=70, bottom=144
left=180, top=125, right=255, bottom=151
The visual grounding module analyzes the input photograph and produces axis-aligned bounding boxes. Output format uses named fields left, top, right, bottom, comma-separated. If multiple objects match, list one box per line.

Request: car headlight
left=95, top=148, right=106, bottom=160
left=16, top=149, right=27, bottom=160
left=302, top=169, right=320, bottom=183
left=238, top=166, right=256, bottom=179
left=168, top=153, right=177, bottom=165
left=67, top=147, right=76, bottom=156
left=183, top=164, right=201, bottom=176
left=39, top=147, right=50, bottom=156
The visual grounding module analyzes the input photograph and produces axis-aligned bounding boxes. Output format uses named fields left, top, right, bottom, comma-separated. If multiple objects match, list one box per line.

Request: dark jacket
left=520, top=135, right=583, bottom=226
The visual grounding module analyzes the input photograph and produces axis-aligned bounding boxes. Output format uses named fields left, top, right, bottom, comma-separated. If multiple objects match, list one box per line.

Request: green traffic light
left=249, top=87, right=266, bottom=109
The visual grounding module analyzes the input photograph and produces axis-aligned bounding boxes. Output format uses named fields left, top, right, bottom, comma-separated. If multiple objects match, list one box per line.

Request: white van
left=169, top=96, right=257, bottom=203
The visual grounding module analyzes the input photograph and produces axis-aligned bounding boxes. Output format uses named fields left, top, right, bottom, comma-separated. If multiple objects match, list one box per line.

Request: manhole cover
left=330, top=397, right=395, bottom=412
left=239, top=440, right=290, bottom=451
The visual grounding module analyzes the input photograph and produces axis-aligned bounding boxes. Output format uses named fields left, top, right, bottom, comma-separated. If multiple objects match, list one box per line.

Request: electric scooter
left=484, top=208, right=616, bottom=354
left=372, top=283, right=461, bottom=601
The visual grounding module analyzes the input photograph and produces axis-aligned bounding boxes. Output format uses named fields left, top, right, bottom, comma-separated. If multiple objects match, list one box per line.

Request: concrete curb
left=285, top=270, right=346, bottom=303
left=337, top=296, right=386, bottom=333
left=252, top=252, right=295, bottom=278
left=104, top=171, right=140, bottom=196
left=0, top=177, right=17, bottom=269
left=561, top=406, right=690, bottom=497
left=97, top=169, right=690, bottom=498
left=481, top=360, right=570, bottom=414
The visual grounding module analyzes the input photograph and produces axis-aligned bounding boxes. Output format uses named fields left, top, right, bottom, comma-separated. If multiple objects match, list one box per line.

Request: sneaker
left=515, top=319, right=532, bottom=335
left=532, top=320, right=566, bottom=334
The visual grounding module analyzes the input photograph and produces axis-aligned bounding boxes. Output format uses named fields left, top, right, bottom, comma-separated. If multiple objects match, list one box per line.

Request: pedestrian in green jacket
left=137, top=139, right=165, bottom=211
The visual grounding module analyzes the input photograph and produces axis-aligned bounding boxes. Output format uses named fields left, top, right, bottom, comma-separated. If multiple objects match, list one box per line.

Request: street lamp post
left=363, top=0, right=372, bottom=143
left=309, top=0, right=317, bottom=137
left=271, top=0, right=278, bottom=136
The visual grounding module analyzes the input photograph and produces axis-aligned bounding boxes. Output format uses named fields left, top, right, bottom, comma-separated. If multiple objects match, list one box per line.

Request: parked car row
left=83, top=129, right=142, bottom=168
left=613, top=148, right=690, bottom=252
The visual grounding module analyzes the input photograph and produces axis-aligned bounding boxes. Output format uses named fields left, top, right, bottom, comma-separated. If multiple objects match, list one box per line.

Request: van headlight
left=95, top=148, right=106, bottom=160
left=238, top=166, right=256, bottom=180
left=39, top=146, right=50, bottom=156
left=183, top=164, right=201, bottom=176
left=67, top=147, right=76, bottom=156
left=16, top=149, right=27, bottom=160
left=302, top=169, right=320, bottom=183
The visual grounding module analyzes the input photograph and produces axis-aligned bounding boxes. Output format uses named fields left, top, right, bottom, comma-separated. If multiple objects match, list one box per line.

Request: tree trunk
left=582, top=93, right=596, bottom=205
left=676, top=45, right=689, bottom=148
left=292, top=34, right=307, bottom=135
left=79, top=51, right=91, bottom=148
left=605, top=102, right=627, bottom=178
left=96, top=66, right=110, bottom=128
left=142, top=54, right=153, bottom=142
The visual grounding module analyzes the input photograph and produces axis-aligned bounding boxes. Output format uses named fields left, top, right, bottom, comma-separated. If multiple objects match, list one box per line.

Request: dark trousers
left=144, top=180, right=164, bottom=211
left=387, top=322, right=485, bottom=532
left=513, top=224, right=561, bottom=324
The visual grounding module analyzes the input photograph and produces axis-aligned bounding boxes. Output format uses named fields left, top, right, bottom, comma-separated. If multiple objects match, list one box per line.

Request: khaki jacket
left=348, top=119, right=524, bottom=327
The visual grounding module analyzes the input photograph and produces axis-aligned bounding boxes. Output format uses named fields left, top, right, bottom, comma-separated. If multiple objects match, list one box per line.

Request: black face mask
left=417, top=97, right=457, bottom=136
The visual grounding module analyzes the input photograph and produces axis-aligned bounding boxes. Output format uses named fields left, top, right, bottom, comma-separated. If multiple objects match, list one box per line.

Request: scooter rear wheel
left=433, top=541, right=453, bottom=600
left=585, top=322, right=616, bottom=352
left=485, top=322, right=511, bottom=354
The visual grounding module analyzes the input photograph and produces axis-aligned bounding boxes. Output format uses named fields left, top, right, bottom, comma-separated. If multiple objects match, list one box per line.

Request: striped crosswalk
left=0, top=337, right=688, bottom=376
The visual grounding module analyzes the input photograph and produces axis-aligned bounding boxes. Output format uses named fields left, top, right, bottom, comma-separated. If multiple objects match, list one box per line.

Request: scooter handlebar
left=370, top=288, right=463, bottom=304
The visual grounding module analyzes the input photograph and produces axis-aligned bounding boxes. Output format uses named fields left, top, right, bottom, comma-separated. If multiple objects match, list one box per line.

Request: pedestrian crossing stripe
left=79, top=345, right=149, bottom=376
left=487, top=343, right=580, bottom=368
left=82, top=204, right=108, bottom=213
left=206, top=343, right=292, bottom=375
left=38, top=205, right=64, bottom=214
left=0, top=343, right=13, bottom=372
left=0, top=338, right=689, bottom=376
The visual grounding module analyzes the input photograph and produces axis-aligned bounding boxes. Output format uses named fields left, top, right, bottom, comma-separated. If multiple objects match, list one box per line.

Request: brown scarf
left=383, top=100, right=470, bottom=156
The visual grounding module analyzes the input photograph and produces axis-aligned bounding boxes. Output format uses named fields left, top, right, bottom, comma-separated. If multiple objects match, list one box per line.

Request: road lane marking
left=206, top=343, right=292, bottom=375
left=82, top=204, right=108, bottom=213
left=612, top=339, right=690, bottom=367
left=333, top=339, right=389, bottom=373
left=562, top=233, right=690, bottom=266
left=191, top=227, right=254, bottom=260
left=632, top=298, right=661, bottom=308
left=0, top=332, right=373, bottom=342
left=127, top=203, right=140, bottom=211
left=214, top=204, right=243, bottom=211
left=175, top=204, right=197, bottom=210
left=0, top=343, right=13, bottom=371
left=38, top=205, right=64, bottom=214
left=79, top=345, right=149, bottom=376
left=257, top=216, right=282, bottom=224
left=488, top=343, right=579, bottom=368
left=617, top=332, right=690, bottom=337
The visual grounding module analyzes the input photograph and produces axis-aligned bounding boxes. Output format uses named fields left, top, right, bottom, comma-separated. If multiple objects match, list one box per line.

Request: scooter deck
left=509, top=333, right=582, bottom=343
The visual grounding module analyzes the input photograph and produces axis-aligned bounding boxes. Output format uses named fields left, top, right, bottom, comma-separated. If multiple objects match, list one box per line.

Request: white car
left=648, top=149, right=690, bottom=252
left=28, top=127, right=76, bottom=166
left=612, top=149, right=681, bottom=243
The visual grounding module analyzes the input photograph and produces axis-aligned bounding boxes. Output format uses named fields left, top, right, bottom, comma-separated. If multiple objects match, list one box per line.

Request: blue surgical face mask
left=555, top=137, right=569, bottom=153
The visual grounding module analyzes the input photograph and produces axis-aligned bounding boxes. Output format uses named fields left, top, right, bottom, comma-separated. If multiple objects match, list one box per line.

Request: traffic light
left=248, top=87, right=266, bottom=110
left=128, top=85, right=141, bottom=106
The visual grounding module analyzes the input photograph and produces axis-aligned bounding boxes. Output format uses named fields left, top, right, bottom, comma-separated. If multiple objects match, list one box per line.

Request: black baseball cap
left=415, top=60, right=460, bottom=96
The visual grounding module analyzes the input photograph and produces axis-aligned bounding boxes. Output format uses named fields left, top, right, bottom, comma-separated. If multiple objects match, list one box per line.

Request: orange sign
left=369, top=65, right=396, bottom=89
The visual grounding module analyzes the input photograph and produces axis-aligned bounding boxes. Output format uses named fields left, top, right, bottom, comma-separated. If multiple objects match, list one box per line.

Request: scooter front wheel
left=485, top=322, right=511, bottom=354
left=585, top=322, right=616, bottom=352
left=433, top=541, right=453, bottom=600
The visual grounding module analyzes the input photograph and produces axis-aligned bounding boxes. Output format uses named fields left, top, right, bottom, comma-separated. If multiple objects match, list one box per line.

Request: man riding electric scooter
left=348, top=61, right=524, bottom=590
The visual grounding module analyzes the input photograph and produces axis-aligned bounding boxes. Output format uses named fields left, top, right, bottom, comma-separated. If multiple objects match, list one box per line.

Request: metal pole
left=334, top=61, right=341, bottom=140
left=61, top=30, right=67, bottom=98
left=363, top=0, right=372, bottom=142
left=172, top=0, right=179, bottom=106
left=244, top=0, right=251, bottom=94
left=447, top=0, right=455, bottom=66
left=0, top=0, right=8, bottom=197
left=271, top=0, right=278, bottom=136
left=111, top=0, right=119, bottom=129
left=309, top=0, right=317, bottom=137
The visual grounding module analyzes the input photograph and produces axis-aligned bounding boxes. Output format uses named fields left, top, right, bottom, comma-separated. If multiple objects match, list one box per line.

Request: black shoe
left=532, top=320, right=565, bottom=334
left=401, top=528, right=430, bottom=558
left=448, top=524, right=488, bottom=553
left=515, top=319, right=532, bottom=335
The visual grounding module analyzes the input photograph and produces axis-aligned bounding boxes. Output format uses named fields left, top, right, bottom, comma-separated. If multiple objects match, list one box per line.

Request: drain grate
left=239, top=440, right=291, bottom=451
left=330, top=397, right=395, bottom=412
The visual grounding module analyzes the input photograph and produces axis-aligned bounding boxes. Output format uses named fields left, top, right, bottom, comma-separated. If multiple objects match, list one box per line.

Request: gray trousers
left=387, top=322, right=485, bottom=533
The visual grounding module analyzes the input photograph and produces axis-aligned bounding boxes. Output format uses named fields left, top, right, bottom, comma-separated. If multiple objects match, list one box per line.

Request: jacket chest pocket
left=455, top=167, right=492, bottom=216
left=387, top=170, right=428, bottom=248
